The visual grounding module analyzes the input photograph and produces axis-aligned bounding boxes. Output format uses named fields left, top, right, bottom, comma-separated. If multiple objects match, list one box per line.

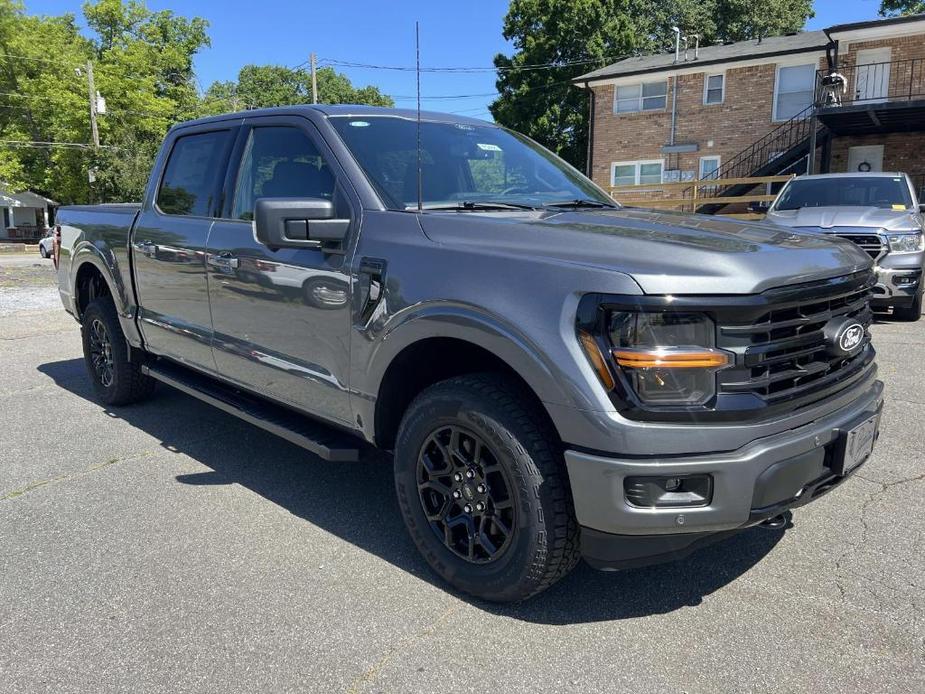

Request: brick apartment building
left=573, top=13, right=925, bottom=202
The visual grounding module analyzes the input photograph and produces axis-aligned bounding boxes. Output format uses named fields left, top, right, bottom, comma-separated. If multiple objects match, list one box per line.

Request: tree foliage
left=490, top=0, right=815, bottom=170
left=879, top=0, right=925, bottom=15
left=0, top=1, right=392, bottom=205
left=201, top=64, right=392, bottom=114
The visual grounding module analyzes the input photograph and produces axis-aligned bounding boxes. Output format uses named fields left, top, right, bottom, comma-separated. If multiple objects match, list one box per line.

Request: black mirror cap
left=748, top=201, right=769, bottom=213
left=253, top=197, right=348, bottom=249
left=919, top=203, right=925, bottom=214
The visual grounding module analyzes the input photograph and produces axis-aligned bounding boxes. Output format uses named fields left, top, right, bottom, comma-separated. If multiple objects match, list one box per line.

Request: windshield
left=774, top=176, right=913, bottom=211
left=328, top=115, right=614, bottom=210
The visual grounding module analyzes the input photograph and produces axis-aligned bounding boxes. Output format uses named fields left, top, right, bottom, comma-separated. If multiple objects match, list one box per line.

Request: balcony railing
left=815, top=58, right=925, bottom=108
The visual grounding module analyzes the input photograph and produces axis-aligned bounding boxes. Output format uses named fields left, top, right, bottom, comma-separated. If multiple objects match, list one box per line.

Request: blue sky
left=29, top=0, right=885, bottom=119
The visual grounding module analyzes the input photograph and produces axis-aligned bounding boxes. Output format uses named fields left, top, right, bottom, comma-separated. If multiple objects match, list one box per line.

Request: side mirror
left=254, top=197, right=349, bottom=250
left=918, top=203, right=925, bottom=214
left=748, top=201, right=769, bottom=213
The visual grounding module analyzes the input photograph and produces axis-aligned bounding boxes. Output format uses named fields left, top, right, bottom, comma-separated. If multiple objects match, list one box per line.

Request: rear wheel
left=81, top=299, right=155, bottom=405
left=894, top=291, right=923, bottom=322
left=394, top=373, right=580, bottom=602
left=39, top=244, right=48, bottom=258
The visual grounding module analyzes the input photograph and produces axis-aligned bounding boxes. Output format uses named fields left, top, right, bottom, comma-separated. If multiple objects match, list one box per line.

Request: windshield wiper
left=412, top=200, right=538, bottom=212
left=544, top=199, right=617, bottom=209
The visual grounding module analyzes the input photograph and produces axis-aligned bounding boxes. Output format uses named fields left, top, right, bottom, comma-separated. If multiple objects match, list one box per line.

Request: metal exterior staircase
left=697, top=104, right=825, bottom=213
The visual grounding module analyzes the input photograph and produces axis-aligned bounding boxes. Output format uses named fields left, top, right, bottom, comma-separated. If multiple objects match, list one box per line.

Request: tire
left=39, top=245, right=48, bottom=258
left=893, top=291, right=923, bottom=322
left=81, top=298, right=156, bottom=406
left=394, top=373, right=580, bottom=602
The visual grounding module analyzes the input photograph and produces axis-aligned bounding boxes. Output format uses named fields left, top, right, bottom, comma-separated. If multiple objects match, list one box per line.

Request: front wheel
left=81, top=299, right=156, bottom=405
left=394, top=373, right=580, bottom=602
left=39, top=245, right=48, bottom=258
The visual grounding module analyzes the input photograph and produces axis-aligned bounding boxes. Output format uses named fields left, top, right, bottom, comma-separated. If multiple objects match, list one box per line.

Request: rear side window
left=157, top=130, right=232, bottom=216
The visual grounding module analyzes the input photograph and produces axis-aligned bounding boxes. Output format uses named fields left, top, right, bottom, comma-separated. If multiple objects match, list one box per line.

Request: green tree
left=879, top=0, right=925, bottom=15
left=490, top=0, right=815, bottom=170
left=201, top=64, right=393, bottom=114
left=0, top=0, right=209, bottom=203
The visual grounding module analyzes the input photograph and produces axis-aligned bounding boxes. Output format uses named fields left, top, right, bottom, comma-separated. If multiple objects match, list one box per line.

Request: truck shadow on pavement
left=39, top=358, right=784, bottom=625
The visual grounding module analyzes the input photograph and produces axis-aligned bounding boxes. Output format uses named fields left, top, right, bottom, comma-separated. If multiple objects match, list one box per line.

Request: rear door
left=204, top=115, right=357, bottom=425
left=132, top=122, right=239, bottom=370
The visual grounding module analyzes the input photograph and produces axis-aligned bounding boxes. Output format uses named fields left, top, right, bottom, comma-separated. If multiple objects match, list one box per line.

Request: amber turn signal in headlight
left=613, top=348, right=730, bottom=369
left=578, top=330, right=616, bottom=390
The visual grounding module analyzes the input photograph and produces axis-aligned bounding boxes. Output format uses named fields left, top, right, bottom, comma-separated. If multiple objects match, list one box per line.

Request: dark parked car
left=54, top=106, right=883, bottom=601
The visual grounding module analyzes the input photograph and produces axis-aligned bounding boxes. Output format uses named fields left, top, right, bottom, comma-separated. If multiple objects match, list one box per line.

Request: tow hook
left=759, top=512, right=790, bottom=530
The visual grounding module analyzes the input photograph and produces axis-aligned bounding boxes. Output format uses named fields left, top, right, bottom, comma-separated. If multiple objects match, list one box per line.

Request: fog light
left=624, top=474, right=713, bottom=508
left=892, top=274, right=919, bottom=287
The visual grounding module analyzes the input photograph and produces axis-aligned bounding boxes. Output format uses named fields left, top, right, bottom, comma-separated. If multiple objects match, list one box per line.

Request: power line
left=0, top=139, right=116, bottom=149
left=321, top=55, right=619, bottom=73
left=0, top=51, right=81, bottom=68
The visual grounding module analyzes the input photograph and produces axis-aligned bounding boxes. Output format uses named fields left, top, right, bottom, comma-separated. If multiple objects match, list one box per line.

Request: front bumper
left=871, top=252, right=923, bottom=305
left=566, top=378, right=883, bottom=569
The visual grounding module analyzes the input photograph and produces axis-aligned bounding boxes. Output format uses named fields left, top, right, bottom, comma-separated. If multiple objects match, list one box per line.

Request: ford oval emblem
left=823, top=318, right=866, bottom=357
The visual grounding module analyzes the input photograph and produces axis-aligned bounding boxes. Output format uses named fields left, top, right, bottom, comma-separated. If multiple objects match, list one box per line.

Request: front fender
left=351, top=298, right=607, bottom=445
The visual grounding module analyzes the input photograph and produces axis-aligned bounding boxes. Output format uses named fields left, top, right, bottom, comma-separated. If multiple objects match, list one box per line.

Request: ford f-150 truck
left=55, top=105, right=883, bottom=602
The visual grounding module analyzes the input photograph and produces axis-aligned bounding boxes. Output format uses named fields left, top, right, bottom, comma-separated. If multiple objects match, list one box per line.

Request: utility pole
left=86, top=60, right=100, bottom=148
left=310, top=53, right=318, bottom=104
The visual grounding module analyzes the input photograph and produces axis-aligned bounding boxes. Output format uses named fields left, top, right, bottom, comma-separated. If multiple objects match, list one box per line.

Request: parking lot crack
left=345, top=603, right=461, bottom=694
left=0, top=451, right=153, bottom=502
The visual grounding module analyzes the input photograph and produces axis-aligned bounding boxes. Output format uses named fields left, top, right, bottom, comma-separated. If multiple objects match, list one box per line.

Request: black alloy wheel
left=417, top=425, right=516, bottom=563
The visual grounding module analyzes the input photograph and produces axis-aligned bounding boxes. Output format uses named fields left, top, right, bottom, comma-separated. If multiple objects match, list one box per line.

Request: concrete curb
left=0, top=243, right=39, bottom=254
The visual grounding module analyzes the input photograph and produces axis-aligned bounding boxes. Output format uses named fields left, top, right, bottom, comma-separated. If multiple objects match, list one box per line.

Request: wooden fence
left=608, top=175, right=795, bottom=219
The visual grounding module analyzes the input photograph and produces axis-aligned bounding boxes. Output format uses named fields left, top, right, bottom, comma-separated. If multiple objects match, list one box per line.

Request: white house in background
left=0, top=187, right=57, bottom=241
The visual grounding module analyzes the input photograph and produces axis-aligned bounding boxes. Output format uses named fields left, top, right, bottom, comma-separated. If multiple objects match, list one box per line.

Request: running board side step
left=141, top=360, right=364, bottom=462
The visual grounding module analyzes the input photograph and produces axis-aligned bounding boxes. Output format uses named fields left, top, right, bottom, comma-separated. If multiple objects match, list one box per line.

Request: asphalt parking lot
left=1, top=252, right=922, bottom=693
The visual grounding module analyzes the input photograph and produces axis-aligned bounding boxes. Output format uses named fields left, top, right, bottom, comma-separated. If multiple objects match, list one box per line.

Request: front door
left=132, top=124, right=238, bottom=370
left=205, top=117, right=355, bottom=425
left=847, top=145, right=884, bottom=173
left=855, top=47, right=891, bottom=103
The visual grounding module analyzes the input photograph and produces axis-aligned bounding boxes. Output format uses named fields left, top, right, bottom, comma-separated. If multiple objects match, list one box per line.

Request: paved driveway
left=0, top=254, right=922, bottom=693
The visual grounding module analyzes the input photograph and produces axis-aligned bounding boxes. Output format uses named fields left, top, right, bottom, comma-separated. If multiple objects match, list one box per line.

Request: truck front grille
left=832, top=232, right=886, bottom=260
left=716, top=272, right=875, bottom=405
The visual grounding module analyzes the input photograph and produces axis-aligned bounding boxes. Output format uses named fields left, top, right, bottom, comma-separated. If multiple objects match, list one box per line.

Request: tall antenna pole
left=86, top=61, right=100, bottom=149
left=310, top=52, right=318, bottom=104
left=416, top=21, right=423, bottom=212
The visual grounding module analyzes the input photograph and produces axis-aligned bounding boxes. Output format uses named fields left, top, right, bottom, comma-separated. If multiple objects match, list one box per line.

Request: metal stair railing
left=699, top=104, right=818, bottom=199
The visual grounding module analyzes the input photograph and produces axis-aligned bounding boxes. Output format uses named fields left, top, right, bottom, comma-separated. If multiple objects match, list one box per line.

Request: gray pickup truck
left=55, top=105, right=883, bottom=602
left=764, top=172, right=925, bottom=321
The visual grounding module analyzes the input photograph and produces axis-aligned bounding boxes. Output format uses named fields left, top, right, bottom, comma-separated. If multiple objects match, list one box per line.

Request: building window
left=2, top=207, right=9, bottom=229
left=774, top=63, right=816, bottom=121
left=612, top=160, right=664, bottom=186
left=704, top=74, right=724, bottom=105
left=614, top=81, right=667, bottom=113
left=699, top=156, right=721, bottom=181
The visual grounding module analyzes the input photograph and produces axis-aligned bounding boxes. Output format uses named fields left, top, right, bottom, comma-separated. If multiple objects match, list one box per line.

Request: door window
left=231, top=126, right=335, bottom=221
left=157, top=130, right=233, bottom=216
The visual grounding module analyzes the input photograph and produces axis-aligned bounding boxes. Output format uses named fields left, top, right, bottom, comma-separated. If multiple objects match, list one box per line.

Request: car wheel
left=81, top=298, right=156, bottom=406
left=39, top=245, right=48, bottom=258
left=394, top=373, right=580, bottom=602
left=894, top=291, right=923, bottom=322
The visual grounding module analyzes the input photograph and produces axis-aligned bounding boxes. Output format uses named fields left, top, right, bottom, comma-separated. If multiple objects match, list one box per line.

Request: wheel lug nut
left=477, top=484, right=486, bottom=493
left=464, top=504, right=472, bottom=513
left=452, top=490, right=461, bottom=499
left=454, top=473, right=463, bottom=482
left=475, top=502, right=485, bottom=512
left=465, top=469, right=475, bottom=479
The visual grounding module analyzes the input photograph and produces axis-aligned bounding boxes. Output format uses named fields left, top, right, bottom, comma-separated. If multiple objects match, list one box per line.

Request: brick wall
left=589, top=57, right=827, bottom=190
left=829, top=132, right=925, bottom=176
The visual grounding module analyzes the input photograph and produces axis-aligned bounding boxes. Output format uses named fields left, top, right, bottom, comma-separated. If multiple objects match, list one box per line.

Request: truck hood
left=766, top=205, right=922, bottom=232
left=418, top=208, right=871, bottom=295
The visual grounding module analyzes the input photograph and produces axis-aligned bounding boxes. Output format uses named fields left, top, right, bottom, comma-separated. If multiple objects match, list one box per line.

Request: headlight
left=578, top=311, right=732, bottom=406
left=887, top=232, right=924, bottom=253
